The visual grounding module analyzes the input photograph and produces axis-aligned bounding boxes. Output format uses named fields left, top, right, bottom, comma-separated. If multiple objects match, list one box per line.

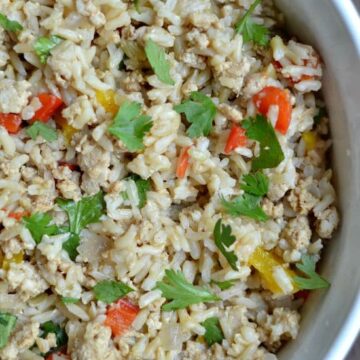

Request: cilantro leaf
left=40, top=321, right=68, bottom=350
left=0, top=13, right=23, bottom=32
left=294, top=255, right=330, bottom=290
left=0, top=312, right=16, bottom=349
left=202, top=317, right=224, bottom=347
left=26, top=121, right=58, bottom=142
left=108, top=101, right=153, bottom=152
left=235, top=0, right=269, bottom=46
left=240, top=172, right=269, bottom=197
left=211, top=279, right=236, bottom=291
left=126, top=174, right=151, bottom=208
left=22, top=212, right=59, bottom=244
left=156, top=269, right=220, bottom=311
left=134, top=0, right=141, bottom=12
left=61, top=297, right=79, bottom=304
left=145, top=39, right=174, bottom=85
left=221, top=193, right=268, bottom=222
left=93, top=280, right=134, bottom=304
left=34, top=35, right=62, bottom=64
left=62, top=233, right=80, bottom=261
left=174, top=92, right=217, bottom=138
left=314, top=107, right=327, bottom=124
left=242, top=115, right=285, bottom=170
left=213, top=219, right=238, bottom=271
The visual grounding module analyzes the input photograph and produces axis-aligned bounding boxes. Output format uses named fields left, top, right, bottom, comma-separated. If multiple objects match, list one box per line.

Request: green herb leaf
left=240, top=172, right=269, bottom=197
left=156, top=269, right=220, bottom=311
left=235, top=0, right=269, bottom=46
left=62, top=233, right=80, bottom=261
left=242, top=115, right=285, bottom=170
left=126, top=174, right=151, bottom=208
left=314, top=107, right=327, bottom=125
left=202, top=317, right=224, bottom=347
left=93, top=280, right=134, bottom=304
left=61, top=296, right=79, bottom=304
left=174, top=92, right=217, bottom=138
left=0, top=13, right=23, bottom=32
left=34, top=35, right=62, bottom=64
left=26, top=121, right=58, bottom=142
left=23, top=213, right=59, bottom=244
left=0, top=312, right=16, bottom=349
left=213, top=219, right=238, bottom=271
left=221, top=193, right=268, bottom=222
left=294, top=255, right=330, bottom=290
left=108, top=101, right=153, bottom=152
left=145, top=39, right=174, bottom=85
left=211, top=279, right=236, bottom=291
left=40, top=321, right=68, bottom=350
left=134, top=0, right=141, bottom=12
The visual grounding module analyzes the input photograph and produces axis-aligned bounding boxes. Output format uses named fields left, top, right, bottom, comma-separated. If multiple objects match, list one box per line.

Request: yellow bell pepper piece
left=248, top=247, right=298, bottom=295
left=55, top=115, right=77, bottom=144
left=302, top=131, right=317, bottom=152
left=2, top=251, right=24, bottom=271
left=96, top=90, right=119, bottom=116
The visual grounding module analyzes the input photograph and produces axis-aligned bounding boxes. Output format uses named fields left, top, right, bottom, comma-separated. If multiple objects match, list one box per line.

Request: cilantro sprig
left=202, top=317, right=224, bottom=347
left=93, top=280, right=134, bottom=304
left=294, top=255, right=330, bottom=290
left=174, top=92, right=217, bottom=138
left=211, top=279, right=236, bottom=291
left=61, top=297, right=79, bottom=304
left=23, top=212, right=59, bottom=244
left=34, top=35, right=62, bottom=64
left=0, top=312, right=16, bottom=349
left=0, top=13, right=23, bottom=32
left=235, top=0, right=269, bottom=46
left=108, top=101, right=153, bottom=152
left=125, top=174, right=151, bottom=208
left=145, top=39, right=174, bottom=85
left=40, top=321, right=68, bottom=352
left=242, top=115, right=285, bottom=170
left=26, top=121, right=58, bottom=142
left=156, top=269, right=220, bottom=311
left=240, top=172, right=269, bottom=196
left=213, top=219, right=238, bottom=271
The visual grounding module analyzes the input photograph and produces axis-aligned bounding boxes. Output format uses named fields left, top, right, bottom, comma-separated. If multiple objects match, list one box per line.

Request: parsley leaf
left=174, top=92, right=217, bottom=138
left=145, top=39, right=174, bottom=85
left=22, top=212, right=59, bottom=244
left=40, top=321, right=68, bottom=351
left=213, top=219, right=238, bottom=271
left=34, top=35, right=62, bottom=64
left=294, top=255, right=330, bottom=290
left=0, top=13, right=23, bottom=32
left=93, top=280, right=134, bottom=304
left=108, top=101, right=153, bottom=152
left=0, top=312, right=16, bottom=349
left=26, top=121, right=58, bottom=142
left=221, top=193, right=268, bottom=222
left=242, top=115, right=285, bottom=170
left=235, top=0, right=269, bottom=46
left=61, top=297, right=79, bottom=304
left=126, top=174, right=151, bottom=208
left=156, top=269, right=220, bottom=311
left=211, top=279, right=236, bottom=291
left=202, top=317, right=224, bottom=347
left=240, top=172, right=269, bottom=197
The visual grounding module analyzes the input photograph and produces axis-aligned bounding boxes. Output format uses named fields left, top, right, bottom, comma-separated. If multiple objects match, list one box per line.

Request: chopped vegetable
left=156, top=269, right=220, bottom=311
left=242, top=115, right=285, bottom=170
left=224, top=124, right=247, bottom=154
left=294, top=255, right=330, bottom=290
left=32, top=93, right=63, bottom=123
left=134, top=0, right=141, bottom=12
left=55, top=115, right=77, bottom=143
left=0, top=113, right=22, bottom=134
left=302, top=131, right=317, bottom=151
left=221, top=194, right=268, bottom=222
left=61, top=233, right=80, bottom=261
left=174, top=92, right=217, bottom=138
left=176, top=146, right=191, bottom=179
left=41, top=321, right=68, bottom=351
left=314, top=107, right=326, bottom=124
left=104, top=299, right=140, bottom=337
left=108, top=101, right=153, bottom=152
left=61, top=297, right=79, bottom=304
left=2, top=251, right=24, bottom=271
left=95, top=90, right=118, bottom=116
left=23, top=212, right=59, bottom=244
left=0, top=13, right=23, bottom=32
left=211, top=279, right=236, bottom=291
left=201, top=317, right=224, bottom=347
left=125, top=174, right=151, bottom=208
left=248, top=247, right=298, bottom=294
left=253, top=86, right=292, bottom=135
left=26, top=121, right=58, bottom=142
left=58, top=162, right=79, bottom=171
left=145, top=39, right=174, bottom=85
left=240, top=172, right=269, bottom=197
left=8, top=211, right=29, bottom=221
left=45, top=351, right=69, bottom=360
left=213, top=219, right=238, bottom=271
left=93, top=280, right=134, bottom=304
left=235, top=0, right=269, bottom=46
left=0, top=312, right=17, bottom=349
left=34, top=35, right=62, bottom=64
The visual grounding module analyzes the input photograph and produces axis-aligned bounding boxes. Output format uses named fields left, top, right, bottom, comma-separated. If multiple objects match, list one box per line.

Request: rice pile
left=0, top=0, right=339, bottom=359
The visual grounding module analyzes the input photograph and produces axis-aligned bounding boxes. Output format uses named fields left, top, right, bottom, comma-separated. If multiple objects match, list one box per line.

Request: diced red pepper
left=104, top=299, right=140, bottom=338
left=45, top=351, right=69, bottom=360
left=294, top=290, right=310, bottom=301
left=58, top=161, right=80, bottom=171
left=8, top=211, right=30, bottom=221
left=0, top=113, right=22, bottom=134
left=253, top=86, right=292, bottom=135
left=224, top=124, right=247, bottom=155
left=176, top=146, right=191, bottom=179
left=31, top=93, right=63, bottom=123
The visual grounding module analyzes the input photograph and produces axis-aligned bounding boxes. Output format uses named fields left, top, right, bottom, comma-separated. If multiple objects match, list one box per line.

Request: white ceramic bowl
left=274, top=1, right=360, bottom=359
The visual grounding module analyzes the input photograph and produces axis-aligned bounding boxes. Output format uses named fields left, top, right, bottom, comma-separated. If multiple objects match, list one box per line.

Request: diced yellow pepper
left=96, top=90, right=119, bottom=116
left=2, top=251, right=24, bottom=271
left=248, top=247, right=298, bottom=295
left=55, top=115, right=78, bottom=144
left=302, top=131, right=318, bottom=152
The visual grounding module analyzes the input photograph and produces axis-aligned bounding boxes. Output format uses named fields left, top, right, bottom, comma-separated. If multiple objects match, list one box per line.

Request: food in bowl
left=0, top=0, right=340, bottom=359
